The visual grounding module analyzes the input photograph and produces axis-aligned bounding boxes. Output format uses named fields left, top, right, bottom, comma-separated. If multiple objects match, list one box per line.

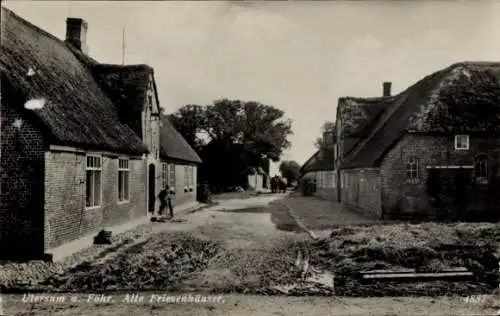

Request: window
left=406, top=157, right=419, bottom=183
left=184, top=165, right=189, bottom=188
left=148, top=95, right=153, bottom=111
left=340, top=172, right=344, bottom=189
left=118, top=158, right=130, bottom=202
left=454, top=135, right=469, bottom=150
left=86, top=155, right=102, bottom=208
left=475, top=155, right=488, bottom=184
left=344, top=173, right=349, bottom=189
left=162, top=163, right=168, bottom=187
left=168, top=164, right=175, bottom=188
left=189, top=166, right=194, bottom=187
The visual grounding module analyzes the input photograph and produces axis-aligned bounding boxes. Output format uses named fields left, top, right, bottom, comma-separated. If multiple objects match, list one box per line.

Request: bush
left=197, top=182, right=213, bottom=203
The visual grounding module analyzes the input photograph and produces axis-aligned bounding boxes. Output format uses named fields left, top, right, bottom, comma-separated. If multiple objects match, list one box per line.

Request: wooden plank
left=361, top=269, right=415, bottom=274
left=362, top=271, right=473, bottom=279
left=361, top=267, right=468, bottom=275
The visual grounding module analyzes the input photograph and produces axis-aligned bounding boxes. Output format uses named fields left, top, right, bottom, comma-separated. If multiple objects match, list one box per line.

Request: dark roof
left=91, top=64, right=157, bottom=139
left=0, top=7, right=148, bottom=154
left=159, top=114, right=202, bottom=164
left=300, top=148, right=335, bottom=174
left=341, top=61, right=500, bottom=169
left=337, top=96, right=394, bottom=138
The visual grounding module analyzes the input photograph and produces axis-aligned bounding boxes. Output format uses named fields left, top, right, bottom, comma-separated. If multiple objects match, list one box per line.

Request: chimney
left=65, top=18, right=88, bottom=54
left=322, top=130, right=335, bottom=148
left=383, top=82, right=392, bottom=97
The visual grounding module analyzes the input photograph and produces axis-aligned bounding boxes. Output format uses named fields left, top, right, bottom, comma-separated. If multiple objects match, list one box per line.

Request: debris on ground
left=38, top=232, right=222, bottom=292
left=304, top=222, right=500, bottom=296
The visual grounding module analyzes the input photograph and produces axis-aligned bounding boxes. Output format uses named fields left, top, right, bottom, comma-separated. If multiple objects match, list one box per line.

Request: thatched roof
left=300, top=148, right=335, bottom=174
left=159, top=114, right=202, bottom=164
left=0, top=7, right=148, bottom=154
left=341, top=61, right=500, bottom=169
left=337, top=96, right=394, bottom=138
left=91, top=64, right=157, bottom=139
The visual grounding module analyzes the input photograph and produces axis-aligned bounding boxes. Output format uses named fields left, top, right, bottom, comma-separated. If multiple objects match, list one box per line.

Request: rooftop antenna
left=122, top=28, right=126, bottom=65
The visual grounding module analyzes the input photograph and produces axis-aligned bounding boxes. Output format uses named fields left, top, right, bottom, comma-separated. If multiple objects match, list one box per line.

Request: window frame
left=168, top=163, right=176, bottom=189
left=474, top=155, right=488, bottom=184
left=85, top=154, right=103, bottom=209
left=406, top=157, right=419, bottom=183
left=184, top=165, right=189, bottom=191
left=162, top=162, right=168, bottom=187
left=454, top=135, right=470, bottom=151
left=117, top=158, right=130, bottom=203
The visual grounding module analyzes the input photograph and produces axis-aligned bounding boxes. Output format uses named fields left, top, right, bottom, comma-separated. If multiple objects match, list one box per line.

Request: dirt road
left=2, top=194, right=498, bottom=315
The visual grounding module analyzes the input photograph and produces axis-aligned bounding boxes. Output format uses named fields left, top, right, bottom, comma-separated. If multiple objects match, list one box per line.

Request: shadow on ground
left=214, top=200, right=304, bottom=234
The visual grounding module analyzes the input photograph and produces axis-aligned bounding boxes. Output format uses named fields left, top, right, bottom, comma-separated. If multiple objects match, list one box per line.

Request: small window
left=168, top=164, right=176, bottom=189
left=475, top=155, right=488, bottom=184
left=162, top=163, right=168, bottom=187
left=86, top=155, right=102, bottom=208
left=344, top=173, right=349, bottom=188
left=406, top=157, right=419, bottom=183
left=454, top=135, right=469, bottom=150
left=189, top=166, right=195, bottom=187
left=148, top=95, right=153, bottom=111
left=184, top=165, right=189, bottom=187
left=118, top=158, right=130, bottom=202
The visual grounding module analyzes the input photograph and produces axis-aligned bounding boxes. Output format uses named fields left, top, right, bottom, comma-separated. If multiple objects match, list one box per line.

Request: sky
left=3, top=0, right=500, bottom=167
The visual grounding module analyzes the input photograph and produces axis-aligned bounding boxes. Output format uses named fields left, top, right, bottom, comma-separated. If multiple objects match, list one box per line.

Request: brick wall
left=0, top=106, right=46, bottom=259
left=340, top=169, right=382, bottom=217
left=380, top=133, right=500, bottom=218
left=44, top=151, right=147, bottom=250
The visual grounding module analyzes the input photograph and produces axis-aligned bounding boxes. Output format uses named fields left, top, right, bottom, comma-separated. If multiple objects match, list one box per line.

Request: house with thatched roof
left=0, top=7, right=201, bottom=260
left=298, top=129, right=336, bottom=200
left=336, top=63, right=500, bottom=221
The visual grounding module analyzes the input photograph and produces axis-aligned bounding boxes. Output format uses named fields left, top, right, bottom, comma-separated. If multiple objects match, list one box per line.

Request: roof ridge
left=339, top=95, right=395, bottom=102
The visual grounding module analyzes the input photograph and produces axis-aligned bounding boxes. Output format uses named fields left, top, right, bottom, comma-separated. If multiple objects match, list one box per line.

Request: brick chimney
left=322, top=130, right=335, bottom=148
left=65, top=18, right=88, bottom=54
left=383, top=82, right=392, bottom=97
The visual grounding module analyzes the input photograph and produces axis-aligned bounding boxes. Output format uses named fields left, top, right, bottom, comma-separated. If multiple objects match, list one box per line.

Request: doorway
left=148, top=164, right=155, bottom=214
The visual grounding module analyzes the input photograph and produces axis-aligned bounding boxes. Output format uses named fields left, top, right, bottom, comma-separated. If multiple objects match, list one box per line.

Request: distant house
left=337, top=63, right=500, bottom=221
left=159, top=114, right=202, bottom=207
left=0, top=8, right=201, bottom=260
left=246, top=167, right=267, bottom=191
left=299, top=129, right=336, bottom=200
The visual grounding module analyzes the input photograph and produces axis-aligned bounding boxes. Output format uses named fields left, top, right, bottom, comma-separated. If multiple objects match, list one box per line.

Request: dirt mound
left=305, top=222, right=500, bottom=296
left=38, top=232, right=221, bottom=292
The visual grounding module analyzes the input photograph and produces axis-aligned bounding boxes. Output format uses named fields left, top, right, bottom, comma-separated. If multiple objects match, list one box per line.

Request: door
left=148, top=164, right=155, bottom=214
left=454, top=168, right=471, bottom=220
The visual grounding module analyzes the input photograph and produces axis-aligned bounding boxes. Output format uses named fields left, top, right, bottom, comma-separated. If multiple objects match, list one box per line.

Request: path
left=280, top=194, right=380, bottom=238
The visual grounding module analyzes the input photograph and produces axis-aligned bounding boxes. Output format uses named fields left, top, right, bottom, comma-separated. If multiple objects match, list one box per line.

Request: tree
left=169, top=99, right=293, bottom=190
left=168, top=104, right=208, bottom=150
left=279, top=160, right=301, bottom=184
left=169, top=99, right=293, bottom=161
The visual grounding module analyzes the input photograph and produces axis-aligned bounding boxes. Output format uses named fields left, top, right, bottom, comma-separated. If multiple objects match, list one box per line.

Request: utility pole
left=122, top=28, right=126, bottom=65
